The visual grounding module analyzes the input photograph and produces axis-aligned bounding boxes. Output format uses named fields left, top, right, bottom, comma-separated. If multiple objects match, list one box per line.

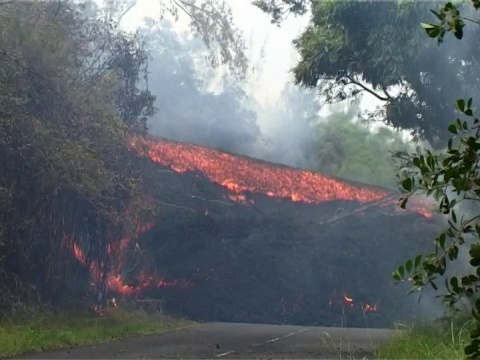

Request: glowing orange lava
left=129, top=136, right=434, bottom=218
left=72, top=223, right=191, bottom=297
left=131, top=136, right=390, bottom=204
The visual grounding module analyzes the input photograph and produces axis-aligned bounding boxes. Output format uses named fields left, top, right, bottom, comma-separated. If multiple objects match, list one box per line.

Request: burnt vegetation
left=0, top=0, right=441, bottom=328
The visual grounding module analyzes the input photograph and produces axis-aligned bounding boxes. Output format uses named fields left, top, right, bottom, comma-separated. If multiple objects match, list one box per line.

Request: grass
left=0, top=307, right=193, bottom=358
left=376, top=318, right=472, bottom=359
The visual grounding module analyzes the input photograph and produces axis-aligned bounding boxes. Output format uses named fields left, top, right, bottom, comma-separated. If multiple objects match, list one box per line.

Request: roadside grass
left=376, top=318, right=472, bottom=359
left=0, top=307, right=192, bottom=358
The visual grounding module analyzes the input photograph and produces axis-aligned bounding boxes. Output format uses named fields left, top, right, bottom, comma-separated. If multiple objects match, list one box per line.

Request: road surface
left=13, top=322, right=401, bottom=359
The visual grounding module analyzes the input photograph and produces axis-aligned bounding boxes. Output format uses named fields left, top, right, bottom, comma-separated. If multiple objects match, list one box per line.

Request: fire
left=129, top=136, right=434, bottom=217
left=363, top=303, right=378, bottom=313
left=328, top=292, right=379, bottom=313
left=72, top=223, right=191, bottom=299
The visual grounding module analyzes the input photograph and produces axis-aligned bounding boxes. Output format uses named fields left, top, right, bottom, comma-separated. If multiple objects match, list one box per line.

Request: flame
left=72, top=223, right=191, bottom=298
left=328, top=292, right=379, bottom=313
left=129, top=136, right=434, bottom=217
left=363, top=303, right=378, bottom=313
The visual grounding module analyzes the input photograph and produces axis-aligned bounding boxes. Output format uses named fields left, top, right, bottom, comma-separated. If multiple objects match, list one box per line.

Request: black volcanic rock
left=127, top=157, right=441, bottom=328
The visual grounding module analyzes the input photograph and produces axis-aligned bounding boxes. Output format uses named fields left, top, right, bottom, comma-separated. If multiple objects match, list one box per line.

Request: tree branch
left=117, top=0, right=137, bottom=24
left=346, top=74, right=390, bottom=101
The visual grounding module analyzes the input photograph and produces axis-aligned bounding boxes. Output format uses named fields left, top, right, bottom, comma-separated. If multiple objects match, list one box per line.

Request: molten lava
left=130, top=136, right=434, bottom=217
left=131, top=137, right=390, bottom=204
left=72, top=223, right=191, bottom=298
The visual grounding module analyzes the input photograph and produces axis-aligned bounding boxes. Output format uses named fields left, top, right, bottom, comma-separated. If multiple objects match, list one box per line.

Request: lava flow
left=131, top=137, right=390, bottom=203
left=130, top=136, right=434, bottom=217
left=72, top=223, right=191, bottom=298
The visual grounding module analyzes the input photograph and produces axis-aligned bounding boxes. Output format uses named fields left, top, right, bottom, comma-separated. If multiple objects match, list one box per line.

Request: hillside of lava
left=74, top=135, right=442, bottom=328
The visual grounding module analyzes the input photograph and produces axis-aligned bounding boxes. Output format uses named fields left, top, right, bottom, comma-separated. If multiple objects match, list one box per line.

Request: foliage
left=390, top=1, right=480, bottom=358
left=254, top=0, right=480, bottom=148
left=252, top=0, right=308, bottom=24
left=376, top=320, right=470, bottom=359
left=254, top=0, right=480, bottom=357
left=0, top=0, right=255, bottom=313
left=312, top=102, right=412, bottom=189
left=0, top=0, right=155, bottom=310
left=160, top=0, right=248, bottom=79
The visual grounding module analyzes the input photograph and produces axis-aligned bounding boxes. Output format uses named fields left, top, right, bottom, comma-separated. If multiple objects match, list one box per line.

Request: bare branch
left=346, top=74, right=390, bottom=101
left=117, top=0, right=137, bottom=24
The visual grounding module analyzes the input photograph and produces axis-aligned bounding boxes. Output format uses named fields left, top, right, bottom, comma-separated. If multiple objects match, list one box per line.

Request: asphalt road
left=13, top=322, right=401, bottom=359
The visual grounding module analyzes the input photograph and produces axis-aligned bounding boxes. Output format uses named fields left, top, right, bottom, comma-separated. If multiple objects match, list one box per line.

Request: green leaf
left=413, top=157, right=421, bottom=167
left=450, top=277, right=459, bottom=291
left=414, top=254, right=422, bottom=268
left=471, top=258, right=480, bottom=267
left=454, top=25, right=463, bottom=40
left=448, top=124, right=458, bottom=134
left=406, top=259, right=413, bottom=273
left=438, top=233, right=446, bottom=250
left=448, top=138, right=453, bottom=150
left=402, top=177, right=412, bottom=192
left=471, top=243, right=480, bottom=258
left=456, top=99, right=466, bottom=112
left=421, top=23, right=442, bottom=38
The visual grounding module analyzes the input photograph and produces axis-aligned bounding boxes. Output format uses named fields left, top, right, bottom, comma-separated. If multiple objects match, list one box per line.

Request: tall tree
left=0, top=0, right=154, bottom=309
left=313, top=102, right=413, bottom=189
left=253, top=0, right=480, bottom=148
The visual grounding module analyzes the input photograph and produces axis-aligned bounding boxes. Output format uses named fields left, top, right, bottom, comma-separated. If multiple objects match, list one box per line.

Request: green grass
left=376, top=319, right=472, bottom=359
left=0, top=308, right=193, bottom=358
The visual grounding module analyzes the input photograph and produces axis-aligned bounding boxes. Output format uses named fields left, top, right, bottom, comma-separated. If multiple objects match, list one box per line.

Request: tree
left=365, top=1, right=480, bottom=358
left=253, top=0, right=480, bottom=148
left=0, top=0, right=155, bottom=309
left=108, top=0, right=249, bottom=79
left=312, top=102, right=412, bottom=189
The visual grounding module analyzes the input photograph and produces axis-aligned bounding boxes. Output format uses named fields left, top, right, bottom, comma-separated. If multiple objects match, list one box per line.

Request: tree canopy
left=254, top=0, right=480, bottom=148
left=0, top=0, right=155, bottom=310
left=312, top=102, right=412, bottom=189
